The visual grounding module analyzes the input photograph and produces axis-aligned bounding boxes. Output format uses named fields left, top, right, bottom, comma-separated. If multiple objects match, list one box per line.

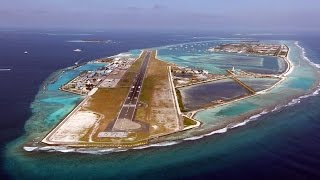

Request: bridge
left=226, top=70, right=255, bottom=94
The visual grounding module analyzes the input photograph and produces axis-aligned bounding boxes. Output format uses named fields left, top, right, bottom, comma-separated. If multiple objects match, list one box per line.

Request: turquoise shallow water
left=129, top=49, right=142, bottom=58
left=20, top=62, right=106, bottom=140
left=47, top=62, right=106, bottom=91
left=4, top=38, right=320, bottom=179
left=195, top=100, right=259, bottom=125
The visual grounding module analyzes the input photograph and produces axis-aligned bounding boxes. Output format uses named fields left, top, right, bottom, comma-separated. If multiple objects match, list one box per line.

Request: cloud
left=0, top=1, right=319, bottom=31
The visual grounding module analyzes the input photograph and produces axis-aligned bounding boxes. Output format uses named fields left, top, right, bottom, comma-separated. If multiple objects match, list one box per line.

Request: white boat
left=24, top=51, right=28, bottom=54
left=73, top=49, right=82, bottom=52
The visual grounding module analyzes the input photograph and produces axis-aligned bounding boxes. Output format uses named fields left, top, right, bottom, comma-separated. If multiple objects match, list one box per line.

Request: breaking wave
left=24, top=141, right=181, bottom=154
left=24, top=145, right=129, bottom=155
left=132, top=141, right=181, bottom=150
left=295, top=41, right=320, bottom=69
left=109, top=53, right=133, bottom=58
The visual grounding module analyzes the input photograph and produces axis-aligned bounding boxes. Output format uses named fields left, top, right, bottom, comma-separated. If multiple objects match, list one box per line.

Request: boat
left=73, top=49, right=82, bottom=52
left=24, top=51, right=28, bottom=54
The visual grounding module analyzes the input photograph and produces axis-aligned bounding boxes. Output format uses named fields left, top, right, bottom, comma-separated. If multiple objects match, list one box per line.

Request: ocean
left=1, top=30, right=320, bottom=179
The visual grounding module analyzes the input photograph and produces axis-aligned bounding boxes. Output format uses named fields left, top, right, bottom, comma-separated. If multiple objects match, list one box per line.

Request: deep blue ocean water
left=1, top=30, right=320, bottom=179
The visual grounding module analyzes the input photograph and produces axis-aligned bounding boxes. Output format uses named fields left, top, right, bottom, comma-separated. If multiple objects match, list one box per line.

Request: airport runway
left=114, top=51, right=151, bottom=124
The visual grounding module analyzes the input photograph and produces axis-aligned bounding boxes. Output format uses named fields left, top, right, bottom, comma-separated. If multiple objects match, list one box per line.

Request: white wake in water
left=0, top=68, right=11, bottom=71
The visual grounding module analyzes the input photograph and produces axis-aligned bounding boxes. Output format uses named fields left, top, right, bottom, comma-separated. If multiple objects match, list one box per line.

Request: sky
left=1, top=0, right=320, bottom=32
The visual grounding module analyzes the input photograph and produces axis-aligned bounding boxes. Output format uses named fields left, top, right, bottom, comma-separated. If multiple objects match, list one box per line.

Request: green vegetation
left=183, top=116, right=197, bottom=127
left=139, top=77, right=155, bottom=103
left=175, top=89, right=186, bottom=112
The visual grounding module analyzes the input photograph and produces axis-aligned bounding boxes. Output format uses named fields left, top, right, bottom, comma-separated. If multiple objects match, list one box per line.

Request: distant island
left=67, top=39, right=113, bottom=43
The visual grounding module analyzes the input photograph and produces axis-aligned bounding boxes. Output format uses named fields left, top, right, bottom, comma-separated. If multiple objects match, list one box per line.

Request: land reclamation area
left=172, top=42, right=289, bottom=117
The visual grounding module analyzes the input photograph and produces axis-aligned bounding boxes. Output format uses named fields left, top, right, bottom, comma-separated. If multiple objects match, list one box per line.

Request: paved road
left=115, top=51, right=151, bottom=122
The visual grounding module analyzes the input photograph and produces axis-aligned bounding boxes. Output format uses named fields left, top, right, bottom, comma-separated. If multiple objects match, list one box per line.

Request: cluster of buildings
left=173, top=67, right=209, bottom=76
left=172, top=65, right=280, bottom=88
left=209, top=43, right=288, bottom=57
left=172, top=66, right=226, bottom=87
left=278, top=45, right=289, bottom=58
left=61, top=57, right=135, bottom=95
left=230, top=67, right=280, bottom=79
left=109, top=58, right=134, bottom=70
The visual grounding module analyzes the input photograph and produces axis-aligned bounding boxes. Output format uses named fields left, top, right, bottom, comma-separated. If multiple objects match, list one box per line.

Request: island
left=39, top=42, right=291, bottom=148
